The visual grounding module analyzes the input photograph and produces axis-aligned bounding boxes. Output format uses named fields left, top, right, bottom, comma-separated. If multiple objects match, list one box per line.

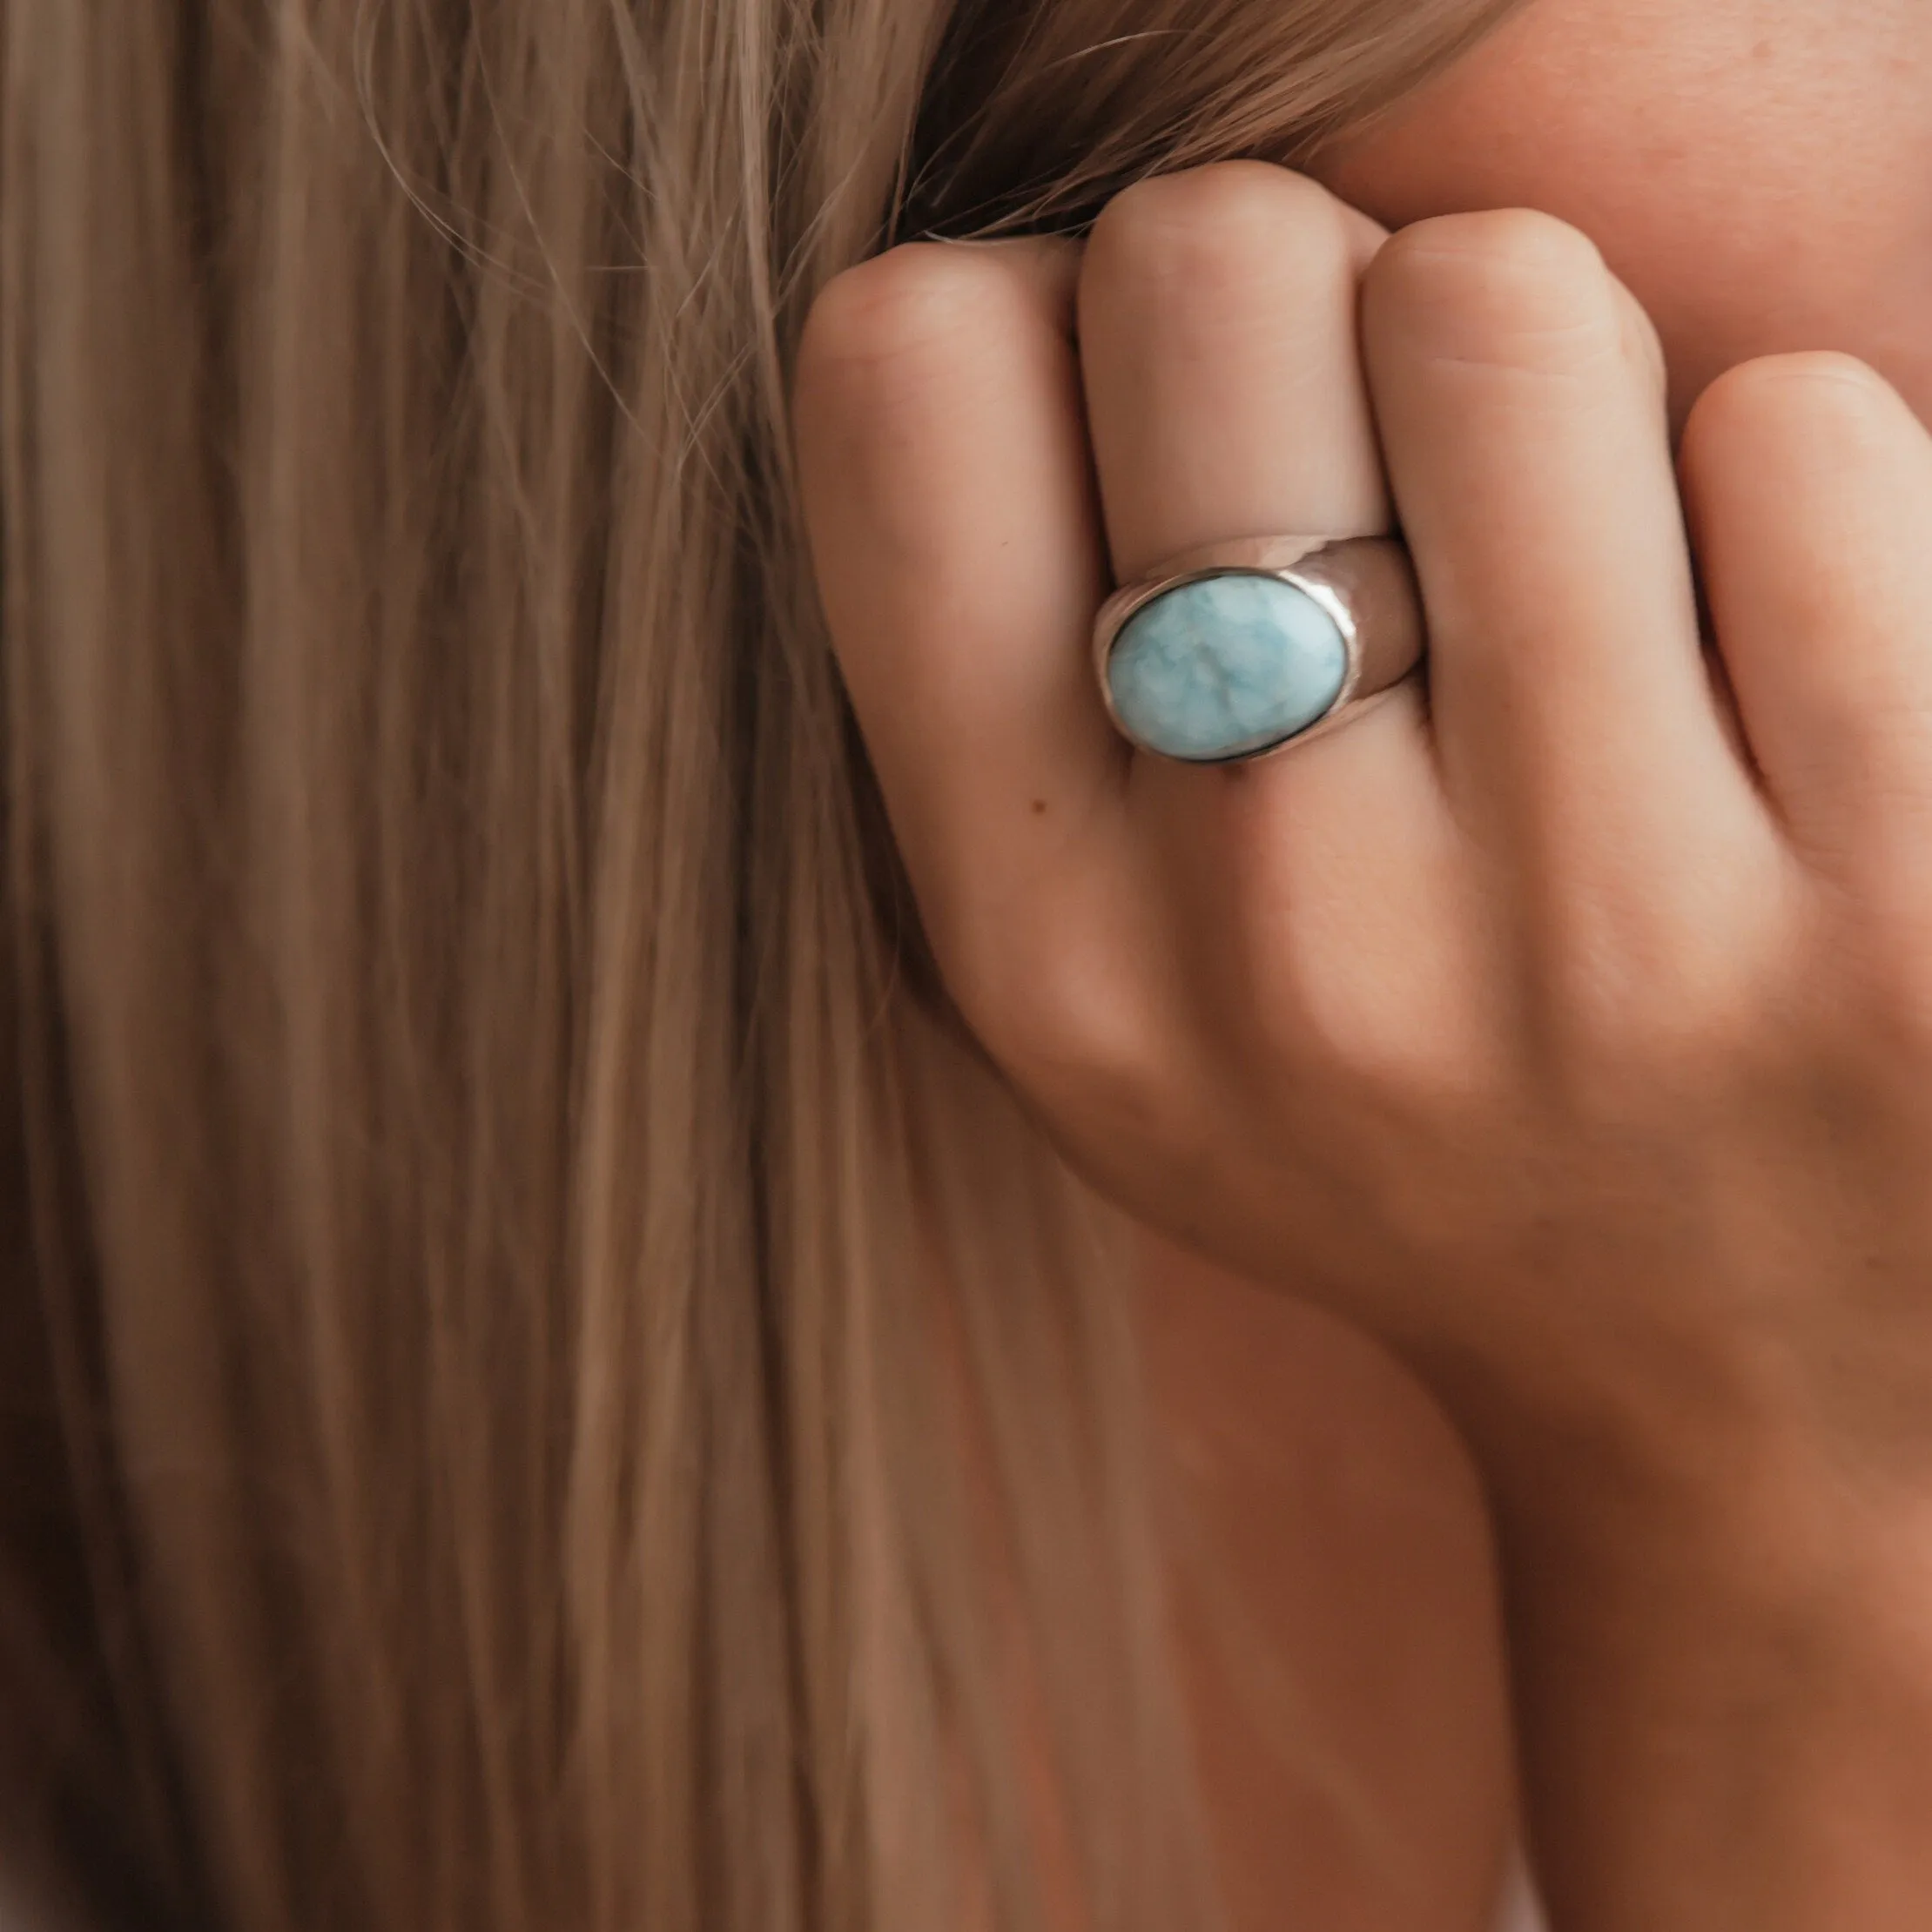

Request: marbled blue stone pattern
left=1106, top=573, right=1349, bottom=762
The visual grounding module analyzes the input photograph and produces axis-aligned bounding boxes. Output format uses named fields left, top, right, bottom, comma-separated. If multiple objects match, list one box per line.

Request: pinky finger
left=1682, top=353, right=1932, bottom=883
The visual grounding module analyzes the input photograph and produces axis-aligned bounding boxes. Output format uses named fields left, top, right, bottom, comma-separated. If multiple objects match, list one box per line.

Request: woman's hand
left=793, top=161, right=1932, bottom=1498
left=793, top=160, right=1932, bottom=1930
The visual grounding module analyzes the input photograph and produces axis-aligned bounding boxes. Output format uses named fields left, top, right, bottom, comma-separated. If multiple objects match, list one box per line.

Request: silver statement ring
left=1092, top=535, right=1426, bottom=764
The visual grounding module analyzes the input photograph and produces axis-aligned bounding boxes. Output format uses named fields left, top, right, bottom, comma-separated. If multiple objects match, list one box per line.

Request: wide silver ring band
left=1091, top=535, right=1427, bottom=764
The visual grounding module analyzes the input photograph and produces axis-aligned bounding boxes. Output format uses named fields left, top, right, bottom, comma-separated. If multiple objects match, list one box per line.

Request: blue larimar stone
left=1107, top=572, right=1349, bottom=762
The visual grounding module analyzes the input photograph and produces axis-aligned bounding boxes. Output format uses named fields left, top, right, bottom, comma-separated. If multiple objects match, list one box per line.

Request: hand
left=797, top=158, right=1932, bottom=1930
left=792, top=162, right=1932, bottom=1511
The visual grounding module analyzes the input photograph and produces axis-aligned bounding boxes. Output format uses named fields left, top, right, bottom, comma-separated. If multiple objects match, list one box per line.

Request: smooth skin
left=794, top=2, right=1932, bottom=1927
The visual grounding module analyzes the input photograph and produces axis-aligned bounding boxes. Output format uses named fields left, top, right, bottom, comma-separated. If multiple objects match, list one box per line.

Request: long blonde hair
left=0, top=1, right=1516, bottom=1928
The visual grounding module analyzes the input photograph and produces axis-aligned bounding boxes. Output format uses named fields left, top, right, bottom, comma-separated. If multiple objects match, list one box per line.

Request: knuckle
left=1370, top=207, right=1622, bottom=380
left=796, top=243, right=1020, bottom=403
left=944, top=912, right=1164, bottom=1127
left=1684, top=351, right=1906, bottom=470
left=1539, top=932, right=1765, bottom=1118
left=1401, top=205, right=1606, bottom=295
left=1525, top=845, right=1796, bottom=1115
left=1241, top=909, right=1491, bottom=1118
left=1085, top=161, right=1357, bottom=306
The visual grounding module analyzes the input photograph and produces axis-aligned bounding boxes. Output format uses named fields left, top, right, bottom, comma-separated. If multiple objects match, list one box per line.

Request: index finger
left=792, top=239, right=1146, bottom=1046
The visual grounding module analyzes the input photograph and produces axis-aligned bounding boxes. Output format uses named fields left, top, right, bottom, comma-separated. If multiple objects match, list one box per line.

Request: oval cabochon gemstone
left=1106, top=572, right=1350, bottom=762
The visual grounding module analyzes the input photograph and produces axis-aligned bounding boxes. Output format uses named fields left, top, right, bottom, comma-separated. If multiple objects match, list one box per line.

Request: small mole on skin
left=1031, top=798, right=1047, bottom=815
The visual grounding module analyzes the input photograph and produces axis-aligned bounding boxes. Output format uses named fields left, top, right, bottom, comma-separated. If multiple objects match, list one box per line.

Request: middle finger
left=1361, top=212, right=1777, bottom=919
